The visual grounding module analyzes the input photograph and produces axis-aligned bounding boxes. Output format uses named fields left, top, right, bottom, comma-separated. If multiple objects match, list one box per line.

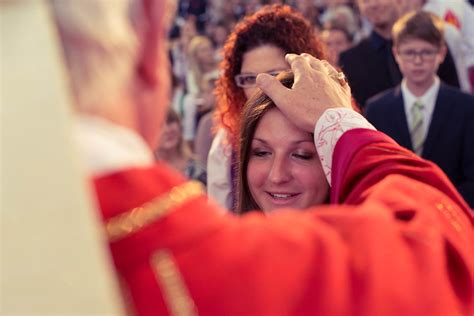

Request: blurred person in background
left=155, top=109, right=206, bottom=184
left=207, top=20, right=230, bottom=54
left=194, top=70, right=219, bottom=176
left=339, top=0, right=461, bottom=109
left=182, top=35, right=217, bottom=150
left=177, top=0, right=208, bottom=32
left=50, top=0, right=473, bottom=314
left=320, top=4, right=363, bottom=43
left=185, top=35, right=216, bottom=94
left=243, top=0, right=263, bottom=16
left=321, top=25, right=353, bottom=66
left=169, top=16, right=197, bottom=93
left=294, top=0, right=322, bottom=28
left=209, top=4, right=326, bottom=210
left=324, top=0, right=356, bottom=7
left=201, top=20, right=229, bottom=70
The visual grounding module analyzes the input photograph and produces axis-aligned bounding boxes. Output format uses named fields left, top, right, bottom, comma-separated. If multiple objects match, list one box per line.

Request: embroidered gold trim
left=152, top=250, right=197, bottom=316
left=436, top=202, right=464, bottom=232
left=106, top=181, right=204, bottom=241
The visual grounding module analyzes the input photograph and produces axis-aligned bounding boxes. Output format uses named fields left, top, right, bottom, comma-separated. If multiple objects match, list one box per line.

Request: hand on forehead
left=256, top=53, right=352, bottom=132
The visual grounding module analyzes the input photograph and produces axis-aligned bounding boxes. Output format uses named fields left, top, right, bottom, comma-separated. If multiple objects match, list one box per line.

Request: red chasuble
left=94, top=129, right=473, bottom=316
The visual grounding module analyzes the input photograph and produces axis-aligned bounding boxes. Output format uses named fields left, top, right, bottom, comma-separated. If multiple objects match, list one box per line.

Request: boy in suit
left=339, top=0, right=460, bottom=109
left=365, top=11, right=474, bottom=208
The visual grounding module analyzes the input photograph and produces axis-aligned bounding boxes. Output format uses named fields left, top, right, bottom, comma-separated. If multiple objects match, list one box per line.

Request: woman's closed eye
left=251, top=148, right=271, bottom=157
left=292, top=151, right=315, bottom=160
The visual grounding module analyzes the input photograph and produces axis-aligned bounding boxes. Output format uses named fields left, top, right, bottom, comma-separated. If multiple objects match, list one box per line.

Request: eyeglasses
left=398, top=49, right=438, bottom=62
left=234, top=70, right=282, bottom=88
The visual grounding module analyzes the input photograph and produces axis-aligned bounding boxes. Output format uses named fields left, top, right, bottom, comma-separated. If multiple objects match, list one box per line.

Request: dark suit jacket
left=365, top=83, right=474, bottom=208
left=340, top=31, right=460, bottom=109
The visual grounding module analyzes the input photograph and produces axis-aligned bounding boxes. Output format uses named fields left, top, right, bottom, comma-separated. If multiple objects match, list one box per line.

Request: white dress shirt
left=401, top=77, right=441, bottom=148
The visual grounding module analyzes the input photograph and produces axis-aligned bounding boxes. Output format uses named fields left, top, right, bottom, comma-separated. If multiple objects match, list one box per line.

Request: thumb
left=256, top=73, right=290, bottom=106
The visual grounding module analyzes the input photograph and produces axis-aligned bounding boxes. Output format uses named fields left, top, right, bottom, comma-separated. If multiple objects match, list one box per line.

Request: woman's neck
left=156, top=148, right=187, bottom=172
left=201, top=62, right=215, bottom=74
left=156, top=147, right=180, bottom=161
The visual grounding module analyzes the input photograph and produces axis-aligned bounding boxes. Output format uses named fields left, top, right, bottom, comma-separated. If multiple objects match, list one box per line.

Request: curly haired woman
left=208, top=4, right=326, bottom=210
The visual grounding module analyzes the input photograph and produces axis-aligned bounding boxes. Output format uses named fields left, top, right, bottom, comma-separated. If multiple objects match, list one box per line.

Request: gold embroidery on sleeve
left=436, top=202, right=465, bottom=232
left=106, top=181, right=204, bottom=241
left=152, top=250, right=197, bottom=316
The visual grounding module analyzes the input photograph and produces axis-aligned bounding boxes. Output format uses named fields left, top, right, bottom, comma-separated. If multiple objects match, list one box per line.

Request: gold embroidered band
left=152, top=250, right=197, bottom=316
left=106, top=181, right=204, bottom=242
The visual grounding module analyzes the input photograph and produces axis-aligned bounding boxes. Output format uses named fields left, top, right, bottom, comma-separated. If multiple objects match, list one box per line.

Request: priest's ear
left=132, top=0, right=177, bottom=86
left=131, top=0, right=176, bottom=148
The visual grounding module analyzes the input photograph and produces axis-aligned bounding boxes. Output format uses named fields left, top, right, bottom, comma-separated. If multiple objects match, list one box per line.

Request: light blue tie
left=411, top=100, right=425, bottom=155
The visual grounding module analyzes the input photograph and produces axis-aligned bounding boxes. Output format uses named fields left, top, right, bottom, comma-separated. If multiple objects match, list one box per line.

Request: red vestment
left=94, top=129, right=473, bottom=315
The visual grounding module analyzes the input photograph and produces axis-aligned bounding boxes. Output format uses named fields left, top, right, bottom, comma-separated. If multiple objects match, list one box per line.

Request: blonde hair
left=49, top=0, right=138, bottom=114
left=187, top=35, right=214, bottom=93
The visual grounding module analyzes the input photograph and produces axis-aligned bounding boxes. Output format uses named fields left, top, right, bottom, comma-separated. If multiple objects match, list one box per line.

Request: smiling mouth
left=267, top=192, right=299, bottom=199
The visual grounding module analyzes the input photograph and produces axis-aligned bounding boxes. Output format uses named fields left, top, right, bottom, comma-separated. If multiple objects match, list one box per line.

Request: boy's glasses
left=234, top=70, right=282, bottom=88
left=398, top=49, right=438, bottom=62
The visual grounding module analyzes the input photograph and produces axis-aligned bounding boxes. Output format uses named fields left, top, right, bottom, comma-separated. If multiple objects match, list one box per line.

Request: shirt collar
left=401, top=76, right=440, bottom=107
left=75, top=115, right=154, bottom=177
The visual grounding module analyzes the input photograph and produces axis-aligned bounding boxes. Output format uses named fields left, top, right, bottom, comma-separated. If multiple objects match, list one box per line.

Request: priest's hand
left=256, top=53, right=352, bottom=132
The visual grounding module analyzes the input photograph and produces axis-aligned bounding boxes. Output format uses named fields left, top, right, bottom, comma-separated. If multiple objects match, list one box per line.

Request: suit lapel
left=422, top=85, right=450, bottom=158
left=392, top=87, right=413, bottom=149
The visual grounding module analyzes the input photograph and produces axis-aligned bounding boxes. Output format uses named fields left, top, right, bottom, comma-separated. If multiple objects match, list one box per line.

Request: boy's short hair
left=392, top=11, right=445, bottom=48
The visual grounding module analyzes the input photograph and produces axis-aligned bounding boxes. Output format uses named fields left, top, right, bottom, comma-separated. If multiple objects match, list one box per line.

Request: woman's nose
left=268, top=156, right=291, bottom=184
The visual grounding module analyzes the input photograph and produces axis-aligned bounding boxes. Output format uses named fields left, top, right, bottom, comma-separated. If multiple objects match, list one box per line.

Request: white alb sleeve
left=314, top=108, right=376, bottom=186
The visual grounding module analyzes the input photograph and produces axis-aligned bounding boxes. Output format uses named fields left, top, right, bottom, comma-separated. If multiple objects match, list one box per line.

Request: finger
left=285, top=54, right=313, bottom=75
left=319, top=60, right=332, bottom=75
left=320, top=59, right=339, bottom=77
left=342, top=80, right=351, bottom=96
left=285, top=53, right=299, bottom=63
left=300, top=53, right=326, bottom=73
left=256, top=72, right=291, bottom=107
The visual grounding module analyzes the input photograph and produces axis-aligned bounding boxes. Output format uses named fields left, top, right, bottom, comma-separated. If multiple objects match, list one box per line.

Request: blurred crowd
left=157, top=0, right=474, bottom=198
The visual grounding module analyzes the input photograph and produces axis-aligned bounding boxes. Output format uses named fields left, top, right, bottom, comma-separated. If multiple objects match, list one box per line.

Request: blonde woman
left=182, top=36, right=217, bottom=149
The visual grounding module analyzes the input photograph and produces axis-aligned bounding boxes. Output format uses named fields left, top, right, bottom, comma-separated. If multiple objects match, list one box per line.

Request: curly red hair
left=214, top=4, right=326, bottom=147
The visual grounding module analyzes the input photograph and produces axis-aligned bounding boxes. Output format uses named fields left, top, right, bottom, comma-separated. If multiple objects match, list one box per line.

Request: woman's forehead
left=254, top=108, right=313, bottom=142
left=241, top=45, right=288, bottom=74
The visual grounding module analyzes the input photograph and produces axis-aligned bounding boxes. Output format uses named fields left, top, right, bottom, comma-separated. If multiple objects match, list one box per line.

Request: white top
left=207, top=108, right=376, bottom=208
left=424, top=0, right=474, bottom=68
left=401, top=77, right=441, bottom=147
left=75, top=115, right=153, bottom=177
left=207, top=128, right=234, bottom=209
left=182, top=93, right=198, bottom=141
left=440, top=22, right=471, bottom=92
